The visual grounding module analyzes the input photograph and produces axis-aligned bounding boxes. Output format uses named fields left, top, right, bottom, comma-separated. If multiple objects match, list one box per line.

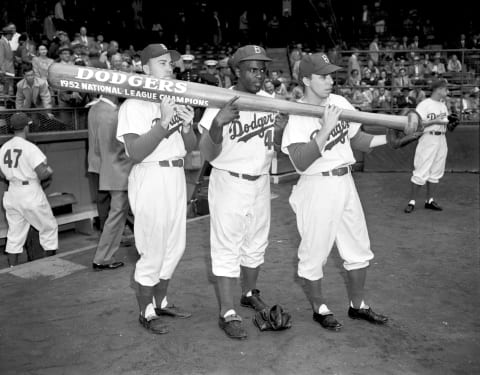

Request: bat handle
left=405, top=110, right=422, bottom=135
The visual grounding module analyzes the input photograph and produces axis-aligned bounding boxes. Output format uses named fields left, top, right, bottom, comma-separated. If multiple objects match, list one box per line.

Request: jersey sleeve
left=116, top=99, right=149, bottom=143
left=281, top=115, right=313, bottom=155
left=198, top=107, right=220, bottom=133
left=415, top=100, right=429, bottom=119
left=28, top=143, right=48, bottom=169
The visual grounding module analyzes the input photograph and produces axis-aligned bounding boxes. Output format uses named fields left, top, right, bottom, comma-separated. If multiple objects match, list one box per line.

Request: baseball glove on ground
left=447, top=113, right=460, bottom=132
left=253, top=304, right=292, bottom=331
left=386, top=128, right=422, bottom=149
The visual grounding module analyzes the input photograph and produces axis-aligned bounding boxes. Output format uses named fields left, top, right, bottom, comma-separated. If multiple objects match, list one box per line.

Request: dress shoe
left=425, top=200, right=442, bottom=211
left=138, top=314, right=168, bottom=334
left=218, top=314, right=247, bottom=339
left=155, top=305, right=192, bottom=318
left=240, top=289, right=268, bottom=312
left=404, top=204, right=415, bottom=213
left=92, top=261, right=124, bottom=271
left=313, top=312, right=343, bottom=331
left=348, top=307, right=388, bottom=324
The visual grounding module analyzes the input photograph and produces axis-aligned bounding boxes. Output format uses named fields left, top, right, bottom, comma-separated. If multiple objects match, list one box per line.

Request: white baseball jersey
left=199, top=90, right=276, bottom=175
left=282, top=94, right=373, bottom=281
left=0, top=137, right=57, bottom=254
left=0, top=137, right=45, bottom=182
left=117, top=99, right=187, bottom=162
left=416, top=98, right=449, bottom=133
left=411, top=97, right=449, bottom=185
left=116, top=98, right=187, bottom=286
left=281, top=94, right=361, bottom=174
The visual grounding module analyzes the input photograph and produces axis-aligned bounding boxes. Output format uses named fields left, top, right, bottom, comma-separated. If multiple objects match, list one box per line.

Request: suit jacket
left=0, top=36, right=14, bottom=74
left=15, top=77, right=52, bottom=109
left=89, top=98, right=132, bottom=190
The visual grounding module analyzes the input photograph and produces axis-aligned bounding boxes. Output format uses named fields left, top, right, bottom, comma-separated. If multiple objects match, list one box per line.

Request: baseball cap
left=140, top=44, right=180, bottom=65
left=298, top=53, right=342, bottom=82
left=9, top=112, right=32, bottom=131
left=231, top=45, right=272, bottom=67
left=431, top=78, right=448, bottom=91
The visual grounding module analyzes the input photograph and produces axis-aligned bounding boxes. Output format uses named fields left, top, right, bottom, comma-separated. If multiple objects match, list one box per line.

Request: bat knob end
left=405, top=110, right=422, bottom=135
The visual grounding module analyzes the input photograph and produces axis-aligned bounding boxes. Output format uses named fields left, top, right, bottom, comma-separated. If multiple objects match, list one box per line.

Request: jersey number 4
left=3, top=149, right=23, bottom=168
left=264, top=130, right=274, bottom=150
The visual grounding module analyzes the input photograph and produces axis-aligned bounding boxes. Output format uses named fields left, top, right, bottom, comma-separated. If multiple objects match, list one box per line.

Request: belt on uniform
left=228, top=171, right=262, bottom=181
left=428, top=131, right=445, bottom=135
left=320, top=166, right=350, bottom=177
left=158, top=159, right=184, bottom=167
left=9, top=180, right=30, bottom=186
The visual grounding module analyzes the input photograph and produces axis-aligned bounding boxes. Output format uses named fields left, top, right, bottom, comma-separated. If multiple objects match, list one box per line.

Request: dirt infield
left=0, top=172, right=478, bottom=375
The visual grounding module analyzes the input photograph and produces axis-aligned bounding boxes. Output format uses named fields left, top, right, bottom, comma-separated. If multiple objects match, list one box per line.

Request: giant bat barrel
left=48, top=63, right=420, bottom=134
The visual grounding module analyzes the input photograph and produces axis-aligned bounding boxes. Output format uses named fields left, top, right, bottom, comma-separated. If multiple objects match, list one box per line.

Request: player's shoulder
left=120, top=98, right=152, bottom=110
left=329, top=93, right=355, bottom=109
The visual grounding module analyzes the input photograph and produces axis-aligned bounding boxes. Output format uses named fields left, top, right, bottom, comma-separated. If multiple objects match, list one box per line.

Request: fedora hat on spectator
left=58, top=45, right=73, bottom=54
left=140, top=44, right=180, bottom=65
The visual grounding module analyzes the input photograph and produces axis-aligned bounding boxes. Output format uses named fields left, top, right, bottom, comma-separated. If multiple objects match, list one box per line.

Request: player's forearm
left=287, top=141, right=322, bottom=172
left=181, top=128, right=197, bottom=153
left=199, top=131, right=222, bottom=162
left=125, top=124, right=169, bottom=163
left=209, top=119, right=224, bottom=144
left=313, top=128, right=332, bottom=152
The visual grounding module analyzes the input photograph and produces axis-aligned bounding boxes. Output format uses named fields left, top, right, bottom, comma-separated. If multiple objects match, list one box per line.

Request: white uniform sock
left=144, top=303, right=157, bottom=320
left=350, top=300, right=369, bottom=309
left=161, top=297, right=168, bottom=309
left=223, top=309, right=236, bottom=318
left=427, top=197, right=434, bottom=204
left=409, top=200, right=415, bottom=205
left=245, top=290, right=253, bottom=297
left=318, top=304, right=331, bottom=315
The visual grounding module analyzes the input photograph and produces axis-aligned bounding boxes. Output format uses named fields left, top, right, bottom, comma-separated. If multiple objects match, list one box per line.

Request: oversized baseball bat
left=48, top=63, right=420, bottom=134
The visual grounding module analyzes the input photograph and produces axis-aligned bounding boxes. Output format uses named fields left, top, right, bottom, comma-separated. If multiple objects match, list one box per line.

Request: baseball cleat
left=138, top=314, right=169, bottom=334
left=218, top=314, right=247, bottom=339
left=313, top=312, right=343, bottom=331
left=348, top=307, right=388, bottom=324
left=155, top=305, right=192, bottom=319
left=424, top=201, right=442, bottom=211
left=240, top=289, right=268, bottom=312
left=92, top=261, right=124, bottom=271
left=404, top=204, right=415, bottom=213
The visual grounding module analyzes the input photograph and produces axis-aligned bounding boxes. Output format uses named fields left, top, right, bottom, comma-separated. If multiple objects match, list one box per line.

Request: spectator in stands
left=397, top=36, right=409, bottom=60
left=384, top=36, right=398, bottom=62
left=372, top=2, right=386, bottom=35
left=131, top=53, right=142, bottom=73
left=396, top=87, right=416, bottom=109
left=348, top=48, right=362, bottom=81
left=6, top=23, right=20, bottom=52
left=94, top=34, right=107, bottom=56
left=372, top=84, right=392, bottom=113
left=216, top=58, right=232, bottom=88
left=350, top=82, right=372, bottom=111
left=263, top=79, right=275, bottom=96
left=239, top=10, right=249, bottom=44
left=455, top=34, right=470, bottom=49
left=212, top=10, right=222, bottom=45
left=426, top=53, right=446, bottom=76
left=377, top=69, right=391, bottom=87
left=289, top=43, right=303, bottom=68
left=362, top=68, right=378, bottom=86
left=15, top=62, right=53, bottom=127
left=409, top=84, right=427, bottom=105
left=15, top=34, right=36, bottom=73
left=0, top=25, right=15, bottom=97
left=99, top=40, right=119, bottom=68
left=460, top=90, right=475, bottom=119
left=447, top=54, right=462, bottom=73
left=273, top=79, right=288, bottom=100
left=422, top=19, right=436, bottom=43
left=369, top=35, right=380, bottom=65
left=78, top=26, right=96, bottom=56
left=364, top=59, right=380, bottom=77
left=32, top=44, right=54, bottom=80
left=408, top=55, right=426, bottom=83
left=393, top=67, right=411, bottom=96
left=54, top=0, right=68, bottom=33
left=359, top=4, right=373, bottom=37
left=43, top=10, right=56, bottom=41
left=287, top=82, right=303, bottom=101
left=347, top=68, right=361, bottom=87
left=57, top=45, right=73, bottom=64
left=410, top=35, right=420, bottom=50
left=110, top=53, right=123, bottom=71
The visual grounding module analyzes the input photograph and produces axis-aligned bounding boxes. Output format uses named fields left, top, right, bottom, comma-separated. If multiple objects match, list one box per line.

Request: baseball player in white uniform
left=0, top=113, right=57, bottom=267
left=281, top=53, right=389, bottom=331
left=199, top=45, right=288, bottom=339
left=404, top=78, right=452, bottom=213
left=116, top=44, right=197, bottom=334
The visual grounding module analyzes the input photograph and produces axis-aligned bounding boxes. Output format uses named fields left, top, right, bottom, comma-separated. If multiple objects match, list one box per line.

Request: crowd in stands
left=1, top=0, right=479, bottom=124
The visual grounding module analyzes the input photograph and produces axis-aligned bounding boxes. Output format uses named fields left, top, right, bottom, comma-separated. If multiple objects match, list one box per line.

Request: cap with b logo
left=298, top=53, right=342, bottom=83
left=141, top=44, right=181, bottom=65
left=232, top=45, right=272, bottom=67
